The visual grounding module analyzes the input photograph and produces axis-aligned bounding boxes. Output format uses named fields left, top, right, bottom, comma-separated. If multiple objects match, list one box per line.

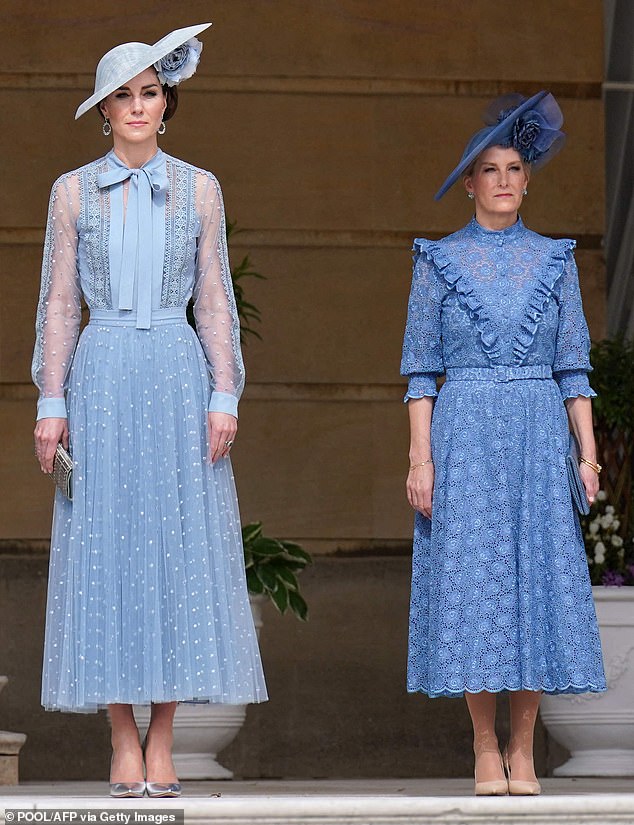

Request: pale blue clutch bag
left=566, top=433, right=590, bottom=516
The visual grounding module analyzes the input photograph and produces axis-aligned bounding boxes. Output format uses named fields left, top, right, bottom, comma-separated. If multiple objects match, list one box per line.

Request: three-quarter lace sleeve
left=32, top=174, right=82, bottom=420
left=193, top=171, right=245, bottom=418
left=400, top=247, right=445, bottom=401
left=553, top=251, right=597, bottom=400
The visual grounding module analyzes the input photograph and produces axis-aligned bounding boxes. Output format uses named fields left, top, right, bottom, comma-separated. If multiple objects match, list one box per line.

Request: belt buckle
left=493, top=365, right=510, bottom=383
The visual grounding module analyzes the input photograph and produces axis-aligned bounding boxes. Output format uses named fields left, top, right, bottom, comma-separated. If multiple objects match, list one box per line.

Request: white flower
left=611, top=535, right=624, bottom=548
left=594, top=542, right=606, bottom=564
left=589, top=521, right=600, bottom=535
left=596, top=490, right=607, bottom=501
left=601, top=513, right=614, bottom=529
left=613, top=519, right=620, bottom=531
left=605, top=505, right=615, bottom=514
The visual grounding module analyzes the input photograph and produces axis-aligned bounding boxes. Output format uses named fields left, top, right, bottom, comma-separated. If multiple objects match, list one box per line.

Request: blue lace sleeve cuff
left=208, top=390, right=239, bottom=418
left=37, top=396, right=67, bottom=420
left=553, top=370, right=597, bottom=400
left=403, top=373, right=439, bottom=402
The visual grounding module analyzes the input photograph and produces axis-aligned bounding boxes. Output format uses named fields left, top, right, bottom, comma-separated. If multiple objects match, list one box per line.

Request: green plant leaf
left=252, top=537, right=286, bottom=557
left=288, top=590, right=309, bottom=621
left=255, top=563, right=280, bottom=591
left=246, top=568, right=264, bottom=594
left=273, top=565, right=299, bottom=591
left=242, top=522, right=263, bottom=547
left=270, top=582, right=289, bottom=614
left=282, top=542, right=313, bottom=564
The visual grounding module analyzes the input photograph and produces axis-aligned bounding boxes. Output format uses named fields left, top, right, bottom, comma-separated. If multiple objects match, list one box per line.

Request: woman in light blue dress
left=32, top=24, right=267, bottom=797
left=401, top=92, right=605, bottom=796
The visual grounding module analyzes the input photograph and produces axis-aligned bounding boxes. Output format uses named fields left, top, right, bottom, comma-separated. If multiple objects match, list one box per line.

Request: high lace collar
left=467, top=215, right=525, bottom=242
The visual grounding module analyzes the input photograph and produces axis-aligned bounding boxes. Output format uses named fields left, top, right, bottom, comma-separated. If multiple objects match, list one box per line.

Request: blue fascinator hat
left=434, top=90, right=566, bottom=200
left=74, top=23, right=211, bottom=119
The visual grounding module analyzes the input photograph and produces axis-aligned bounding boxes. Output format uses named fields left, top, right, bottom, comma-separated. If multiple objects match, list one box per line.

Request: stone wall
left=0, top=1, right=602, bottom=779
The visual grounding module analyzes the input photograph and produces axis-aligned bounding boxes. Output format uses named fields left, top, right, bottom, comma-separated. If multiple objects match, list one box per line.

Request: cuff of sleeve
left=208, top=390, right=239, bottom=418
left=554, top=370, right=598, bottom=400
left=403, top=373, right=439, bottom=402
left=37, top=397, right=67, bottom=420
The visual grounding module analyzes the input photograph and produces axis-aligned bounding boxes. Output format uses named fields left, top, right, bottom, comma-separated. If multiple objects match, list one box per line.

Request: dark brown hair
left=96, top=84, right=179, bottom=121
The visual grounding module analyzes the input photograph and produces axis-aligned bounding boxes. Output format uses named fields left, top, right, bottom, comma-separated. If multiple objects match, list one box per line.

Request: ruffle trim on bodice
left=414, top=238, right=504, bottom=362
left=414, top=234, right=577, bottom=367
left=512, top=238, right=576, bottom=365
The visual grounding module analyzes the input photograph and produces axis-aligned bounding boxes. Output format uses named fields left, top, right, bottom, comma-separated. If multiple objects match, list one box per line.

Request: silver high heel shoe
left=145, top=782, right=182, bottom=798
left=109, top=753, right=145, bottom=798
left=142, top=734, right=182, bottom=798
left=110, top=781, right=146, bottom=798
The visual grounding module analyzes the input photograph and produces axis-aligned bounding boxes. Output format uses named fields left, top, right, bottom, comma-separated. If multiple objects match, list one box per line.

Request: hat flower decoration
left=434, top=91, right=566, bottom=199
left=154, top=37, right=203, bottom=86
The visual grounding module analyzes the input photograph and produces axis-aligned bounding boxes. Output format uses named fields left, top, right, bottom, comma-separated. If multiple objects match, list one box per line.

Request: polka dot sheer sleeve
left=193, top=172, right=245, bottom=418
left=32, top=174, right=82, bottom=420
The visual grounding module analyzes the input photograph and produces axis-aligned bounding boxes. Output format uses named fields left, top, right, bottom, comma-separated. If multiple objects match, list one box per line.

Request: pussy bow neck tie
left=97, top=156, right=169, bottom=329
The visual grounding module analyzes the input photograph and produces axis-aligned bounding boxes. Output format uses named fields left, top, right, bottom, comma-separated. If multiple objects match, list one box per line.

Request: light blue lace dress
left=32, top=149, right=268, bottom=712
left=401, top=217, right=606, bottom=698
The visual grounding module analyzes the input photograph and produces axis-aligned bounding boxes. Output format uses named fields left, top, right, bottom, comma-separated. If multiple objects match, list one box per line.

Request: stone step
left=1, top=780, right=634, bottom=825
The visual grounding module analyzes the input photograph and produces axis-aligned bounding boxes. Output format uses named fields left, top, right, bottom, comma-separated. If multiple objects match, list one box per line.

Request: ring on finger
left=224, top=440, right=234, bottom=448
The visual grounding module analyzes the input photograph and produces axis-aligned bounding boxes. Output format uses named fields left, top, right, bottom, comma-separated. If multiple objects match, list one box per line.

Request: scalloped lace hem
left=561, top=389, right=598, bottom=400
left=404, top=391, right=439, bottom=402
left=407, top=680, right=607, bottom=699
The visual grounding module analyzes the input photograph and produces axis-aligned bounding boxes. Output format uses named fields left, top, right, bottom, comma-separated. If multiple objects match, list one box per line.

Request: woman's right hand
left=34, top=417, right=68, bottom=474
left=406, top=463, right=435, bottom=519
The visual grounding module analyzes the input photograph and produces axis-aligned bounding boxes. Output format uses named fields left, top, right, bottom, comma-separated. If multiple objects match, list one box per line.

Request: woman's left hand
left=580, top=461, right=600, bottom=506
left=208, top=412, right=237, bottom=463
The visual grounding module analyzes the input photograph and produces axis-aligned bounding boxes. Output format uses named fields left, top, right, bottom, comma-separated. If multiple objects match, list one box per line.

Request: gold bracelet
left=579, top=456, right=602, bottom=475
left=409, top=460, right=434, bottom=471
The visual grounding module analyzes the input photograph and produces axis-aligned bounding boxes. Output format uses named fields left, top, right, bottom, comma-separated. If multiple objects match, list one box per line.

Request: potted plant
left=540, top=492, right=634, bottom=776
left=242, top=521, right=311, bottom=620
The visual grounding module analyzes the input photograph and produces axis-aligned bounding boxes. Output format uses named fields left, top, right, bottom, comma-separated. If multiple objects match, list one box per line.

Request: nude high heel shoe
left=474, top=748, right=508, bottom=796
left=503, top=747, right=541, bottom=796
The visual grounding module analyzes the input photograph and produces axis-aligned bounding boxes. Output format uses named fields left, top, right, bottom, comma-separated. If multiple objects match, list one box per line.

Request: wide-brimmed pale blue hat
left=75, top=23, right=211, bottom=119
left=434, top=91, right=566, bottom=200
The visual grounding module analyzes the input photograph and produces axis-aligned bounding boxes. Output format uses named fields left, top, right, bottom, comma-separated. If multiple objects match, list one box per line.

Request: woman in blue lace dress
left=401, top=92, right=606, bottom=796
left=32, top=24, right=267, bottom=798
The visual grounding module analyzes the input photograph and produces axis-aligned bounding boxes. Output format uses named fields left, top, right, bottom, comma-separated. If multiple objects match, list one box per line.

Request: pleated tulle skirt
left=42, top=314, right=267, bottom=712
left=407, top=375, right=606, bottom=698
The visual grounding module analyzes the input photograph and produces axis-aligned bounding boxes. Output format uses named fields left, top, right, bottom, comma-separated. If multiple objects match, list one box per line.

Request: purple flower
left=602, top=570, right=625, bottom=587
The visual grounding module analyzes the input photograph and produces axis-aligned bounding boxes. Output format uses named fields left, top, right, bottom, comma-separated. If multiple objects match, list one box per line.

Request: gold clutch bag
left=52, top=443, right=73, bottom=500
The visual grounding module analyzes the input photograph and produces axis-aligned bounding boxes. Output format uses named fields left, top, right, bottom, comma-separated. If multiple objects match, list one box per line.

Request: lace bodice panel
left=32, top=151, right=244, bottom=419
left=401, top=217, right=596, bottom=401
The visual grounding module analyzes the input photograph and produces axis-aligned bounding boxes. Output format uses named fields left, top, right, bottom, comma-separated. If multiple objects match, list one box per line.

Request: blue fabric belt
left=445, top=365, right=553, bottom=382
left=89, top=308, right=187, bottom=327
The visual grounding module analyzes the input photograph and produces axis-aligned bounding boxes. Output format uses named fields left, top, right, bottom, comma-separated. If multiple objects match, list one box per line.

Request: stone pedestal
left=0, top=731, right=26, bottom=784
left=0, top=677, right=27, bottom=784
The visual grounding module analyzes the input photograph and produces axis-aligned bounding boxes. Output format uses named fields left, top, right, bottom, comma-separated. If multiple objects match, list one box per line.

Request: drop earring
left=102, top=118, right=112, bottom=136
left=522, top=188, right=528, bottom=196
left=158, top=121, right=166, bottom=135
left=467, top=192, right=475, bottom=200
